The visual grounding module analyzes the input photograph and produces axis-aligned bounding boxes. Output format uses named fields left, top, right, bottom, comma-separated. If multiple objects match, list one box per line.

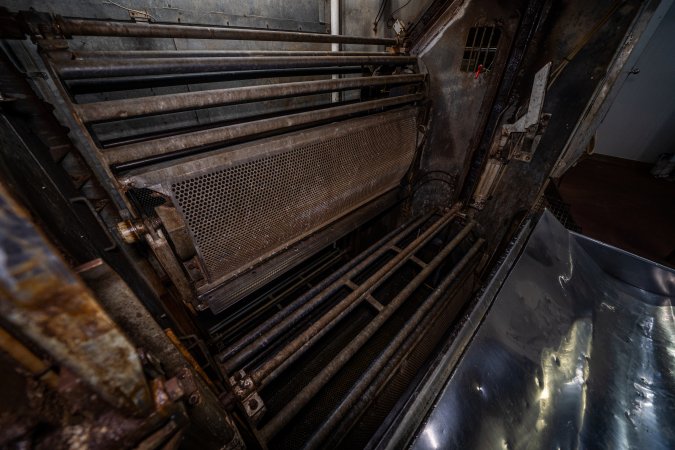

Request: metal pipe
left=75, top=74, right=424, bottom=123
left=56, top=16, right=398, bottom=46
left=106, top=95, right=423, bottom=167
left=260, top=221, right=477, bottom=440
left=305, top=239, right=485, bottom=449
left=252, top=210, right=463, bottom=387
left=55, top=55, right=417, bottom=80
left=217, top=212, right=433, bottom=364
left=71, top=50, right=390, bottom=58
left=66, top=67, right=369, bottom=94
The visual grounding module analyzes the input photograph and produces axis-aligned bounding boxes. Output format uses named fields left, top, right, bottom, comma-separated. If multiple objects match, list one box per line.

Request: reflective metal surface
left=412, top=210, right=675, bottom=450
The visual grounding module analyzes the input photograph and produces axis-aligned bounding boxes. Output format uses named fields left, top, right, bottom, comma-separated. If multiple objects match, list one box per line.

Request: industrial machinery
left=0, top=1, right=671, bottom=449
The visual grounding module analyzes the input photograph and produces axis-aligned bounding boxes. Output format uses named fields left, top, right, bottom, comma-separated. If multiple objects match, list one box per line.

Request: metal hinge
left=500, top=62, right=552, bottom=162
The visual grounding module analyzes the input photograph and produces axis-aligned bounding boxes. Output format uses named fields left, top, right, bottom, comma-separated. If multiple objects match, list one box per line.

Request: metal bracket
left=128, top=10, right=152, bottom=23
left=228, top=370, right=266, bottom=422
left=229, top=371, right=255, bottom=398
left=471, top=62, right=552, bottom=209
left=500, top=62, right=552, bottom=162
left=144, top=229, right=196, bottom=308
left=242, top=392, right=266, bottom=422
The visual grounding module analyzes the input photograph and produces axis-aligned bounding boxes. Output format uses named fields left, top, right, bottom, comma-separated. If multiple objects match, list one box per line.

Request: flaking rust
left=0, top=182, right=152, bottom=415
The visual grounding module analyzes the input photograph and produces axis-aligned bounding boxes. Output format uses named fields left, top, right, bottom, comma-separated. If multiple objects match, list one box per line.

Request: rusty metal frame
left=74, top=73, right=424, bottom=123
left=0, top=9, right=424, bottom=315
left=125, top=107, right=420, bottom=312
left=0, top=181, right=151, bottom=414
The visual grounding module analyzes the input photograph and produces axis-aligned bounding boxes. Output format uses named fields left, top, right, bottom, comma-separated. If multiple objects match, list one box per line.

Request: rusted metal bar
left=217, top=212, right=433, bottom=364
left=165, top=329, right=215, bottom=390
left=66, top=67, right=367, bottom=94
left=221, top=213, right=432, bottom=372
left=72, top=50, right=393, bottom=58
left=144, top=230, right=195, bottom=308
left=251, top=209, right=464, bottom=389
left=260, top=221, right=477, bottom=441
left=54, top=55, right=417, bottom=80
left=0, top=182, right=151, bottom=414
left=56, top=16, right=397, bottom=46
left=106, top=95, right=424, bottom=168
left=75, top=74, right=424, bottom=123
left=0, top=326, right=59, bottom=388
left=325, top=256, right=479, bottom=449
left=305, top=239, right=485, bottom=449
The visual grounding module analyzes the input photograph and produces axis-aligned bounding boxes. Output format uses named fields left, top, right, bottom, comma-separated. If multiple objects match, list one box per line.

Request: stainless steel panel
left=412, top=210, right=675, bottom=450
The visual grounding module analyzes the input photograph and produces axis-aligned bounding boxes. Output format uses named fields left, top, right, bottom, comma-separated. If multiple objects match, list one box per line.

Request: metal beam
left=106, top=95, right=424, bottom=168
left=71, top=50, right=392, bottom=58
left=260, top=221, right=478, bottom=440
left=55, top=55, right=417, bottom=79
left=75, top=74, right=424, bottom=123
left=56, top=16, right=398, bottom=46
left=306, top=239, right=485, bottom=449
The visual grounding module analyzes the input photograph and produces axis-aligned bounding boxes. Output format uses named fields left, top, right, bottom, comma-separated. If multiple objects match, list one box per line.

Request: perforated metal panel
left=167, top=110, right=416, bottom=283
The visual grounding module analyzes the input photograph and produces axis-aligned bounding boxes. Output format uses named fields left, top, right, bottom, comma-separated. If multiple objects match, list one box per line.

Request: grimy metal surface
left=55, top=15, right=397, bottom=46
left=412, top=211, right=675, bottom=450
left=54, top=55, right=417, bottom=79
left=127, top=108, right=418, bottom=311
left=0, top=183, right=152, bottom=414
left=74, top=73, right=424, bottom=123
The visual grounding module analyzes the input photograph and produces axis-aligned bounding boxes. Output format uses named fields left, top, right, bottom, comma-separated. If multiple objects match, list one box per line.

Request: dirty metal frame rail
left=54, top=15, right=399, bottom=46
left=216, top=211, right=437, bottom=364
left=2, top=10, right=421, bottom=213
left=1, top=9, right=425, bottom=316
left=218, top=207, right=484, bottom=447
left=219, top=207, right=460, bottom=376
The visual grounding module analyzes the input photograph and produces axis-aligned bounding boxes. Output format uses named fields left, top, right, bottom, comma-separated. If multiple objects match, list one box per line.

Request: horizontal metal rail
left=56, top=16, right=398, bottom=46
left=71, top=50, right=393, bottom=58
left=260, top=221, right=477, bottom=441
left=106, top=95, right=424, bottom=167
left=305, top=239, right=485, bottom=449
left=55, top=55, right=417, bottom=79
left=75, top=74, right=425, bottom=123
left=217, top=212, right=434, bottom=364
left=240, top=209, right=457, bottom=389
left=65, top=67, right=368, bottom=94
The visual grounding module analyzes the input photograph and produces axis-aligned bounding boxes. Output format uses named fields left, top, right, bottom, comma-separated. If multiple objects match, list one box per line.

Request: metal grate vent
left=170, top=111, right=417, bottom=283
left=461, top=26, right=501, bottom=72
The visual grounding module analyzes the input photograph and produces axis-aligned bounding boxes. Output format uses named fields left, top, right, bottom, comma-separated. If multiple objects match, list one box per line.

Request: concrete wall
left=595, top=3, right=675, bottom=163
